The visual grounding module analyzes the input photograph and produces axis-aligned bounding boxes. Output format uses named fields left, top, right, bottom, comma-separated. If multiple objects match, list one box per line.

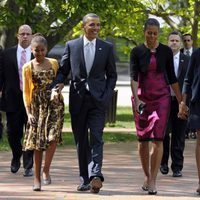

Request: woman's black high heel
left=148, top=189, right=157, bottom=195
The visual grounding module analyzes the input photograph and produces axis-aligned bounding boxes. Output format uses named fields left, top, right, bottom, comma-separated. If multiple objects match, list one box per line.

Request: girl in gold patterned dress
left=23, top=34, right=64, bottom=191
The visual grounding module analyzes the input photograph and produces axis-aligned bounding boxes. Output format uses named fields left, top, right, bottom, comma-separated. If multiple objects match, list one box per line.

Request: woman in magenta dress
left=130, top=18, right=183, bottom=195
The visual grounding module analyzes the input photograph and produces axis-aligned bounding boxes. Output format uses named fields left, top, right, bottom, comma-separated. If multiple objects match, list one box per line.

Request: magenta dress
left=132, top=52, right=171, bottom=141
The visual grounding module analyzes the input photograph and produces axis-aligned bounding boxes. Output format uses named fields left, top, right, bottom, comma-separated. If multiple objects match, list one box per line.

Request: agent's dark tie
left=186, top=50, right=190, bottom=57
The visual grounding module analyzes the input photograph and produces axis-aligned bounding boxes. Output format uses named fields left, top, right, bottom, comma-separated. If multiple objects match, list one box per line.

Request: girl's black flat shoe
left=43, top=177, right=51, bottom=185
left=33, top=184, right=41, bottom=191
left=141, top=185, right=148, bottom=191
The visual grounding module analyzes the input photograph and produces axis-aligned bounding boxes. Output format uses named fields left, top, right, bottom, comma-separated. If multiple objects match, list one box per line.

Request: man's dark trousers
left=71, top=92, right=105, bottom=185
left=162, top=98, right=187, bottom=172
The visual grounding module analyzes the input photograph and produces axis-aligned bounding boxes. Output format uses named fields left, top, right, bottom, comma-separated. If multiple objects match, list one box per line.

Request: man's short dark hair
left=83, top=13, right=99, bottom=24
left=168, top=31, right=182, bottom=40
left=182, top=33, right=193, bottom=40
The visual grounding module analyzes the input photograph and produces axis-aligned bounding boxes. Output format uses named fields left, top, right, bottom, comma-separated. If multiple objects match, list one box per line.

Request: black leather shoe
left=172, top=170, right=182, bottom=177
left=23, top=169, right=33, bottom=177
left=77, top=183, right=90, bottom=191
left=11, top=159, right=20, bottom=173
left=90, top=177, right=102, bottom=194
left=160, top=164, right=169, bottom=175
left=190, top=132, right=197, bottom=139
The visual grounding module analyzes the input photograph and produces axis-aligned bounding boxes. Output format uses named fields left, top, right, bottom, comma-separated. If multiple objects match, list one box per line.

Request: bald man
left=0, top=25, right=34, bottom=176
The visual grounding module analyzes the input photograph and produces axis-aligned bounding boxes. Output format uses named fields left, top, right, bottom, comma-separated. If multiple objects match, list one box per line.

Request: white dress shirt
left=173, top=52, right=180, bottom=77
left=170, top=51, right=180, bottom=96
left=17, top=45, right=31, bottom=69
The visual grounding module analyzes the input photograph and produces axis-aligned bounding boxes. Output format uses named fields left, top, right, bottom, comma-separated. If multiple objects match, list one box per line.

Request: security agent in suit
left=0, top=25, right=34, bottom=176
left=182, top=47, right=200, bottom=194
left=180, top=33, right=195, bottom=57
left=160, top=31, right=189, bottom=177
left=180, top=33, right=197, bottom=139
left=52, top=13, right=117, bottom=193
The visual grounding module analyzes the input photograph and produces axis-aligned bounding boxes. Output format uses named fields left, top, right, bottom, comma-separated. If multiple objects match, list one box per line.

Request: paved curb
left=62, top=127, right=136, bottom=133
left=0, top=140, right=198, bottom=200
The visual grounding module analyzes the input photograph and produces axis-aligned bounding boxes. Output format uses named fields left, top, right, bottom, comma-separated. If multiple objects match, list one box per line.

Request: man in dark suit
left=0, top=24, right=33, bottom=176
left=181, top=45, right=200, bottom=194
left=160, top=31, right=189, bottom=177
left=52, top=13, right=117, bottom=193
left=180, top=33, right=197, bottom=139
left=181, top=33, right=195, bottom=57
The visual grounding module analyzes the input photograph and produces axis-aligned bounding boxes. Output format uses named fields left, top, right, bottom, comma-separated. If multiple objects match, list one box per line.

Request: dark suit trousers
left=6, top=96, right=33, bottom=169
left=161, top=98, right=187, bottom=171
left=70, top=92, right=105, bottom=184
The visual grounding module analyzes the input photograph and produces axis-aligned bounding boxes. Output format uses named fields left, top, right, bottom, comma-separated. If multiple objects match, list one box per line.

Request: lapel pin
left=99, top=47, right=102, bottom=50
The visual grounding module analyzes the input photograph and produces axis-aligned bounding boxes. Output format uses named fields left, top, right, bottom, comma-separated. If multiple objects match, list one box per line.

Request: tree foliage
left=0, top=0, right=200, bottom=52
left=0, top=0, right=145, bottom=50
left=143, top=0, right=200, bottom=47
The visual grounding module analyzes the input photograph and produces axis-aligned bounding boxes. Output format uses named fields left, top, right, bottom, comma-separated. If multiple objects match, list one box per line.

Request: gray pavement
left=0, top=140, right=199, bottom=200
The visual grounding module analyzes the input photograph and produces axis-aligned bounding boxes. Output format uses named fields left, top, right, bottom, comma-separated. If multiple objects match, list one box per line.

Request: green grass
left=106, top=106, right=134, bottom=128
left=58, top=132, right=136, bottom=147
left=0, top=136, right=10, bottom=151
left=0, top=106, right=136, bottom=151
left=0, top=132, right=136, bottom=151
left=64, top=106, right=134, bottom=129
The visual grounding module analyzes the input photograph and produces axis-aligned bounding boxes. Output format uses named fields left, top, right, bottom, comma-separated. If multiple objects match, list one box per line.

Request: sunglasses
left=184, top=39, right=191, bottom=42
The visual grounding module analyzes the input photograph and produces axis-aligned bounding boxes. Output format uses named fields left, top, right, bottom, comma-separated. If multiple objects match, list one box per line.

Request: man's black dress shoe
left=77, top=183, right=90, bottom=191
left=185, top=133, right=189, bottom=139
left=23, top=168, right=33, bottom=177
left=160, top=164, right=169, bottom=175
left=172, top=170, right=182, bottom=177
left=11, top=159, right=20, bottom=173
left=190, top=132, right=197, bottom=139
left=90, top=177, right=102, bottom=194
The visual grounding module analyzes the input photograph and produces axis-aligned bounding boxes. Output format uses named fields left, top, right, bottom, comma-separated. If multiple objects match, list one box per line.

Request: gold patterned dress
left=23, top=67, right=64, bottom=151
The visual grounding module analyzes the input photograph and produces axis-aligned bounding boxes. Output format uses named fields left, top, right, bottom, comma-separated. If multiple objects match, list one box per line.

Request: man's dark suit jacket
left=0, top=46, right=33, bottom=112
left=177, top=52, right=190, bottom=91
left=183, top=48, right=200, bottom=103
left=0, top=47, right=3, bottom=109
left=56, top=37, right=117, bottom=114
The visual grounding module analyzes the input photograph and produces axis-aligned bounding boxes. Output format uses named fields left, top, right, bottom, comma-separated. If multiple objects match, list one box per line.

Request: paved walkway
left=0, top=139, right=199, bottom=200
